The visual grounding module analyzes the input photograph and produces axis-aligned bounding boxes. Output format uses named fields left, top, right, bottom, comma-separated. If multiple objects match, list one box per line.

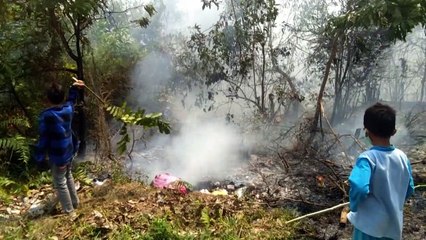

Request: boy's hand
left=72, top=77, right=85, bottom=88
left=339, top=206, right=350, bottom=227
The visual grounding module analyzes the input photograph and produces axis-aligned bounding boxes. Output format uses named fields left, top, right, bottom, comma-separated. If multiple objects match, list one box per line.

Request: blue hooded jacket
left=35, top=86, right=80, bottom=166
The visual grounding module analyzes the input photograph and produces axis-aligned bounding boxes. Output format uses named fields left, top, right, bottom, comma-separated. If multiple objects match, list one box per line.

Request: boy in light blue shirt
left=347, top=103, right=415, bottom=240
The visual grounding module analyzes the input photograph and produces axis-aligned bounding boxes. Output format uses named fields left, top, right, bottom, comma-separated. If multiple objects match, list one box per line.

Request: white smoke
left=130, top=97, right=246, bottom=183
left=332, top=103, right=415, bottom=154
left=164, top=115, right=243, bottom=183
left=125, top=1, right=245, bottom=183
left=128, top=51, right=172, bottom=112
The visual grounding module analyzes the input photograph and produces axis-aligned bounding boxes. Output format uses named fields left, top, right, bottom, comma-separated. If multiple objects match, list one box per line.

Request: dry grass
left=0, top=181, right=301, bottom=239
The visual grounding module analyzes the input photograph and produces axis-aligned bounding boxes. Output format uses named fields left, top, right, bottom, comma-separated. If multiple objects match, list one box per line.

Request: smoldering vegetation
left=1, top=0, right=425, bottom=239
left=108, top=1, right=426, bottom=191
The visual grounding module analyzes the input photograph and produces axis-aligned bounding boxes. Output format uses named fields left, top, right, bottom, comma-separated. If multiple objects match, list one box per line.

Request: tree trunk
left=74, top=18, right=86, bottom=156
left=73, top=102, right=86, bottom=156
left=331, top=90, right=342, bottom=125
left=48, top=8, right=87, bottom=156
left=269, top=35, right=302, bottom=102
left=331, top=37, right=351, bottom=125
left=261, top=43, right=266, bottom=114
left=331, top=51, right=343, bottom=125
left=252, top=28, right=257, bottom=105
left=308, top=36, right=339, bottom=143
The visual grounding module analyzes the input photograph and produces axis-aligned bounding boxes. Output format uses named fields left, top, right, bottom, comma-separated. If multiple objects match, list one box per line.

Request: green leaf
left=0, top=135, right=31, bottom=163
left=104, top=103, right=171, bottom=155
left=201, top=207, right=211, bottom=227
left=144, top=4, right=156, bottom=17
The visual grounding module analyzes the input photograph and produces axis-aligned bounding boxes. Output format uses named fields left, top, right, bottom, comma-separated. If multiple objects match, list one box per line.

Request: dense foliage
left=0, top=0, right=166, bottom=194
left=0, top=0, right=425, bottom=197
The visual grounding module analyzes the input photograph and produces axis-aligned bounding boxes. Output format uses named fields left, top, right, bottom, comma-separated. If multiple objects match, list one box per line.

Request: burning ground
left=1, top=109, right=425, bottom=239
left=0, top=141, right=425, bottom=239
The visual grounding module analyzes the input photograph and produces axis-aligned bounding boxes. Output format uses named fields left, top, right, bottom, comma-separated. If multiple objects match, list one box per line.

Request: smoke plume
left=126, top=1, right=245, bottom=183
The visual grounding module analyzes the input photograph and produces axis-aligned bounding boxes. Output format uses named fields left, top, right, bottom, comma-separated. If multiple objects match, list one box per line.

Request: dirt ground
left=1, top=143, right=425, bottom=239
left=241, top=146, right=426, bottom=240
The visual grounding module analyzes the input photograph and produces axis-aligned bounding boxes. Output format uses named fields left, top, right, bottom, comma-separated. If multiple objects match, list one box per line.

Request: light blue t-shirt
left=347, top=146, right=414, bottom=240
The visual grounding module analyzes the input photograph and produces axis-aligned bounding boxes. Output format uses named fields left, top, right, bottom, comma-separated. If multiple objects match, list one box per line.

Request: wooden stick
left=285, top=202, right=349, bottom=224
left=72, top=77, right=106, bottom=105
left=286, top=184, right=425, bottom=224
left=411, top=160, right=424, bottom=165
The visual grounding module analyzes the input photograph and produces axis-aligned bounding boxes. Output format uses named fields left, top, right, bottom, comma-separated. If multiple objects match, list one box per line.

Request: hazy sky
left=171, top=0, right=221, bottom=32
left=130, top=0, right=221, bottom=33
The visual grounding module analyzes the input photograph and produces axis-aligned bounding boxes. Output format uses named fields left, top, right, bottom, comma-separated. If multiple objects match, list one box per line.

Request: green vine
left=75, top=77, right=171, bottom=155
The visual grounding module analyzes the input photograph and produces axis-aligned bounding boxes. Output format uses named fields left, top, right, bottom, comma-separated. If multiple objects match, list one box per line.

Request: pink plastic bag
left=152, top=173, right=180, bottom=189
left=152, top=173, right=189, bottom=194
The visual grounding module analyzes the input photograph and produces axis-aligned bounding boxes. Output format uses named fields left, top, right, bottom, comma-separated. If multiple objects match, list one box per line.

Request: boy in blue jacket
left=35, top=79, right=85, bottom=214
left=347, top=103, right=415, bottom=240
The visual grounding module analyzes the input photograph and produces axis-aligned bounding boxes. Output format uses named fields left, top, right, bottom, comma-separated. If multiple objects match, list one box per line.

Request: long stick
left=286, top=184, right=426, bottom=224
left=72, top=77, right=106, bottom=105
left=285, top=202, right=349, bottom=224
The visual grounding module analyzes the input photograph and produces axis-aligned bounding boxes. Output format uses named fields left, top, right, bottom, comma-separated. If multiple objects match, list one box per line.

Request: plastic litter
left=200, top=189, right=210, bottom=194
left=152, top=173, right=180, bottom=189
left=211, top=189, right=228, bottom=196
left=235, top=186, right=247, bottom=199
left=152, top=173, right=190, bottom=194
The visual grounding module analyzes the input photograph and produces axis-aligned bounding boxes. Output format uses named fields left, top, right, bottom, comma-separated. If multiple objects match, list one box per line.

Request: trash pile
left=151, top=173, right=192, bottom=194
left=151, top=173, right=249, bottom=198
left=195, top=180, right=248, bottom=198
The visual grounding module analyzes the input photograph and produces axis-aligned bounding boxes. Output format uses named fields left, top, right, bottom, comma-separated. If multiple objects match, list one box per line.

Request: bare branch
left=107, top=4, right=145, bottom=14
left=48, top=8, right=78, bottom=61
left=43, top=67, right=78, bottom=74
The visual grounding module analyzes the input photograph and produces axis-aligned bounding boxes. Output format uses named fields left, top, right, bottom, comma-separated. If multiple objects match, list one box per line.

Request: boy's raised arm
left=67, top=79, right=85, bottom=105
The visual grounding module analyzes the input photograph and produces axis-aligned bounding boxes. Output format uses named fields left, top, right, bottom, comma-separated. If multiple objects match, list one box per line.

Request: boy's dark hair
left=47, top=83, right=65, bottom=104
left=364, top=102, right=396, bottom=138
